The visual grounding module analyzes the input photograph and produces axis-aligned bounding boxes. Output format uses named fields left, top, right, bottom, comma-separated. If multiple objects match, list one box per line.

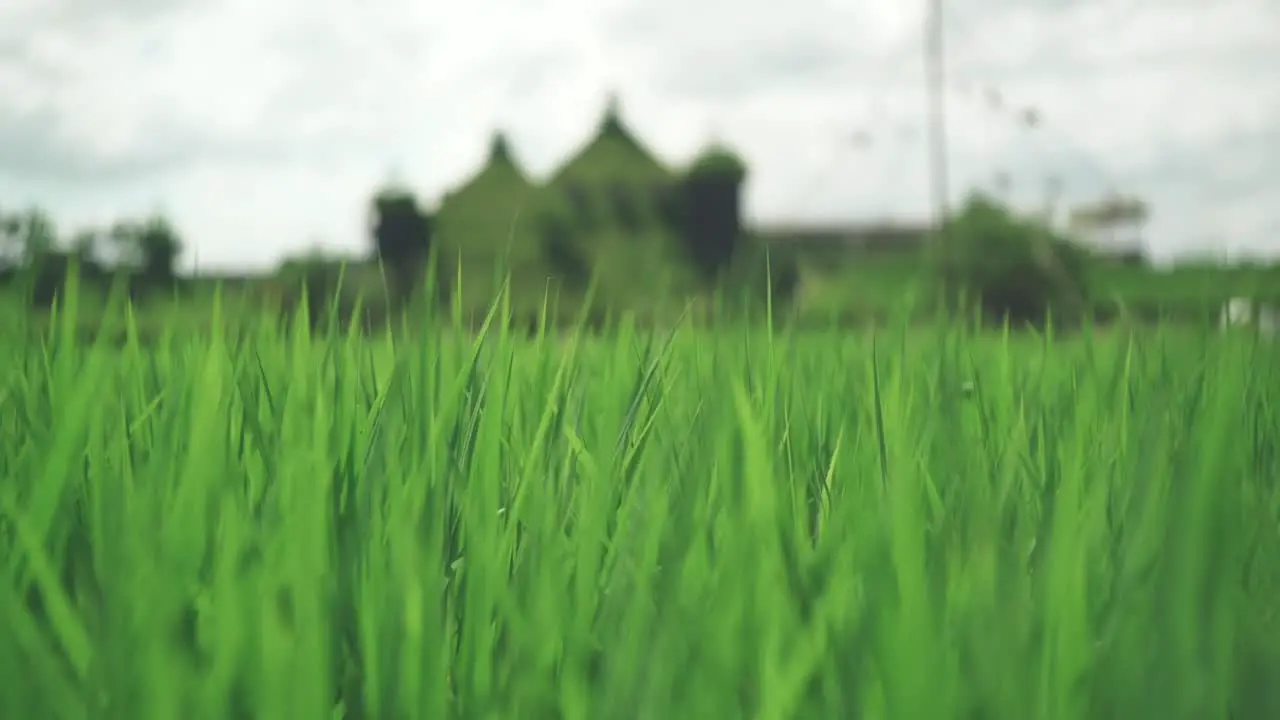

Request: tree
left=0, top=209, right=25, bottom=269
left=109, top=214, right=183, bottom=289
left=716, top=238, right=800, bottom=319
left=679, top=145, right=748, bottom=282
left=539, top=207, right=590, bottom=289
left=0, top=206, right=58, bottom=267
left=275, top=248, right=350, bottom=330
left=935, top=193, right=1091, bottom=327
left=69, top=229, right=101, bottom=266
left=0, top=206, right=107, bottom=306
left=369, top=185, right=433, bottom=303
left=137, top=216, right=183, bottom=283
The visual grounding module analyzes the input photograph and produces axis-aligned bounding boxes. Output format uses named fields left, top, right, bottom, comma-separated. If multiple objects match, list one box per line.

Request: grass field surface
left=1, top=280, right=1278, bottom=718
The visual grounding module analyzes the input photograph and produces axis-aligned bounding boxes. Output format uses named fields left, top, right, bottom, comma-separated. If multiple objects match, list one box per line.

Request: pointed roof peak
left=488, top=130, right=514, bottom=164
left=599, top=90, right=625, bottom=136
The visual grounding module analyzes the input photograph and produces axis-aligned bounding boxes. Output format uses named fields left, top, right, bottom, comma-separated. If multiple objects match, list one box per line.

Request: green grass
left=1093, top=262, right=1280, bottom=307
left=2, top=277, right=1280, bottom=718
left=790, top=253, right=931, bottom=318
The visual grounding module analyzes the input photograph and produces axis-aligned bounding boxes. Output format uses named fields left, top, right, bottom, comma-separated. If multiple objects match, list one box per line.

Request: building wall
left=752, top=223, right=933, bottom=253
left=1067, top=221, right=1147, bottom=258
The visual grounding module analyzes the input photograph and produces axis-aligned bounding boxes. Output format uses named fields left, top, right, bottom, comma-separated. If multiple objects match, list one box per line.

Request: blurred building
left=1067, top=194, right=1149, bottom=263
left=435, top=95, right=933, bottom=259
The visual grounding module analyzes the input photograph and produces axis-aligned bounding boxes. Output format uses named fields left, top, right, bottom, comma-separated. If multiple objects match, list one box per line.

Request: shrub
left=610, top=183, right=644, bottom=234
left=935, top=194, right=1091, bottom=327
left=272, top=255, right=389, bottom=331
left=7, top=251, right=111, bottom=309
left=370, top=186, right=433, bottom=303
left=563, top=185, right=596, bottom=234
left=714, top=238, right=801, bottom=319
left=678, top=147, right=747, bottom=282
left=539, top=209, right=591, bottom=290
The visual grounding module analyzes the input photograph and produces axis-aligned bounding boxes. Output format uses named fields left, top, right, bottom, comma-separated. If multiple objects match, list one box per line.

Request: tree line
left=0, top=150, right=758, bottom=319
left=0, top=206, right=184, bottom=306
left=0, top=186, right=437, bottom=309
left=5, top=180, right=1232, bottom=332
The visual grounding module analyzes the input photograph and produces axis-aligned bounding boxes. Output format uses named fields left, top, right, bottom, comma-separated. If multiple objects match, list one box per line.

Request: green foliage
left=425, top=100, right=748, bottom=314
left=716, top=239, right=801, bottom=316
left=548, top=101, right=674, bottom=191
left=109, top=215, right=184, bottom=289
left=937, top=193, right=1091, bottom=326
left=608, top=183, right=645, bottom=234
left=524, top=102, right=693, bottom=306
left=1094, top=261, right=1280, bottom=307
left=2, top=297, right=1280, bottom=717
left=67, top=229, right=102, bottom=267
left=558, top=98, right=674, bottom=184
left=0, top=206, right=58, bottom=267
left=24, top=254, right=110, bottom=309
left=679, top=169, right=745, bottom=282
left=370, top=185, right=434, bottom=302
left=562, top=184, right=597, bottom=233
left=1, top=206, right=181, bottom=295
left=276, top=252, right=342, bottom=320
left=272, top=253, right=396, bottom=333
left=433, top=132, right=536, bottom=262
left=539, top=208, right=590, bottom=289
left=687, top=144, right=747, bottom=181
left=652, top=183, right=685, bottom=230
left=10, top=97, right=1279, bottom=330
left=0, top=207, right=120, bottom=307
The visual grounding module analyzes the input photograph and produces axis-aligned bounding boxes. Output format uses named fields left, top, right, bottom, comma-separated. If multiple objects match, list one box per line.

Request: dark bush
left=564, top=185, right=595, bottom=233
left=9, top=252, right=111, bottom=309
left=715, top=239, right=801, bottom=319
left=652, top=183, right=684, bottom=230
left=679, top=146, right=747, bottom=282
left=370, top=186, right=433, bottom=304
left=935, top=194, right=1091, bottom=327
left=610, top=184, right=643, bottom=234
left=273, top=255, right=374, bottom=331
left=539, top=209, right=591, bottom=289
left=109, top=215, right=184, bottom=294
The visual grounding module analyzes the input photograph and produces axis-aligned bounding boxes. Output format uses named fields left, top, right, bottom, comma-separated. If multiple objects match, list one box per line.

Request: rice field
left=2, top=283, right=1280, bottom=719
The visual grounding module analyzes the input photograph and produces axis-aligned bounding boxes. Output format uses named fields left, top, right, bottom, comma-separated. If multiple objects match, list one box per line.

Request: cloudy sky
left=1, top=0, right=1277, bottom=271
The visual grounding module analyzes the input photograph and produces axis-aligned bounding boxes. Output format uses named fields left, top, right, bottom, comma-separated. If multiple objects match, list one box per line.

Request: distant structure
left=1067, top=194, right=1149, bottom=262
left=750, top=222, right=932, bottom=253
left=431, top=93, right=751, bottom=284
left=432, top=95, right=930, bottom=263
left=1221, top=297, right=1278, bottom=337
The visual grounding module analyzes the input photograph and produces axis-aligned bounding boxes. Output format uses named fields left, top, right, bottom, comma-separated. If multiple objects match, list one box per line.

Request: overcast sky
left=1, top=0, right=1277, bottom=271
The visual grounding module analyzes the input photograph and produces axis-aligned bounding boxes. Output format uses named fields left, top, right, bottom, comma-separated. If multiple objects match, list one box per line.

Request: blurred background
left=1, top=0, right=1277, bottom=333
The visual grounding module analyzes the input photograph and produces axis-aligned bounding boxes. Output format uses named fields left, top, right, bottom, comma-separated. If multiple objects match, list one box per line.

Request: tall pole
left=925, top=0, right=951, bottom=249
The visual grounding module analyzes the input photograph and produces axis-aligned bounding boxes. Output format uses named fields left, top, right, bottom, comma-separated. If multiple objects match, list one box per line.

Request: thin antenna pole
left=925, top=0, right=951, bottom=245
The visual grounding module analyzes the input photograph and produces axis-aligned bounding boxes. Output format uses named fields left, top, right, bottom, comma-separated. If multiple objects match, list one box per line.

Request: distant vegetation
left=2, top=97, right=1278, bottom=338
left=4, top=97, right=1280, bottom=720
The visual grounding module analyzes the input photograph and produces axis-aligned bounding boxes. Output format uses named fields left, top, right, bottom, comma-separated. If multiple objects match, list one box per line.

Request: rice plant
left=1, top=276, right=1278, bottom=719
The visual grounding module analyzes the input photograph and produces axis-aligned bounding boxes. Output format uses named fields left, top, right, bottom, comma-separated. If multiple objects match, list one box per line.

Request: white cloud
left=0, top=0, right=1277, bottom=269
